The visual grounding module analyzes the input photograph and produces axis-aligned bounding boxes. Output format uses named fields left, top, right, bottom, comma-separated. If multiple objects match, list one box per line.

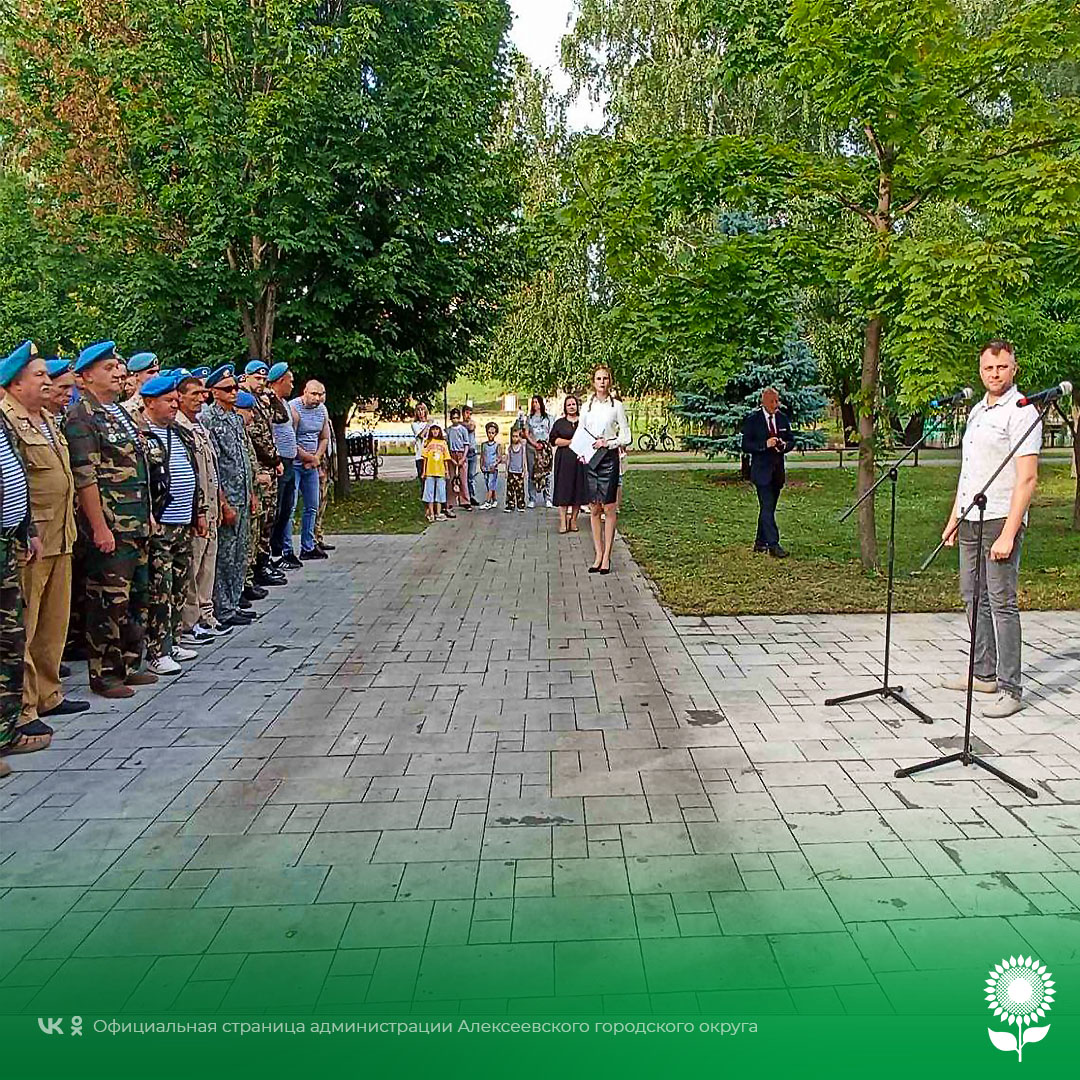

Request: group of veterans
left=0, top=340, right=336, bottom=779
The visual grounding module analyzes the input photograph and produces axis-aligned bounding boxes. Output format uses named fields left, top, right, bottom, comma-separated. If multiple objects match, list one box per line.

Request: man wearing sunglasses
left=200, top=366, right=256, bottom=628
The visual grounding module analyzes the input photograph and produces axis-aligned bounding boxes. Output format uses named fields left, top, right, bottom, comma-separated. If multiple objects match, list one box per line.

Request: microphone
left=929, top=387, right=973, bottom=408
left=1017, top=381, right=1073, bottom=407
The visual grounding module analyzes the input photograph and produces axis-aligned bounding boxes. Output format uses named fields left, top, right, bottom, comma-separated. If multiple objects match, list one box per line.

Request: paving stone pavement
left=1, top=511, right=1079, bottom=1018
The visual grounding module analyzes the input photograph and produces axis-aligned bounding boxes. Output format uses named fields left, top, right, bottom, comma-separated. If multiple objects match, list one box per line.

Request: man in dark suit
left=741, top=387, right=792, bottom=558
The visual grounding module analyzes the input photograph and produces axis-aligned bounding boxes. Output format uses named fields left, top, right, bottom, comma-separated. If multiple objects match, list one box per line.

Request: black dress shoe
left=239, top=596, right=252, bottom=609
left=599, top=566, right=611, bottom=575
left=241, top=585, right=269, bottom=601
left=300, top=547, right=328, bottom=560
left=59, top=663, right=72, bottom=678
left=753, top=543, right=767, bottom=553
left=768, top=545, right=789, bottom=559
left=224, top=612, right=255, bottom=627
left=18, top=718, right=54, bottom=736
left=316, top=541, right=335, bottom=551
left=40, top=699, right=90, bottom=717
left=588, top=564, right=601, bottom=573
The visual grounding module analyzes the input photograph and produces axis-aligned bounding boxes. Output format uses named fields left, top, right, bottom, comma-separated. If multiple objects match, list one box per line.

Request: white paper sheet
left=569, top=423, right=603, bottom=463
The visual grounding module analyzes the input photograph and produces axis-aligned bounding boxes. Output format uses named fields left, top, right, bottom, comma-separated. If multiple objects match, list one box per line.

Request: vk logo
left=37, top=1018, right=63, bottom=1035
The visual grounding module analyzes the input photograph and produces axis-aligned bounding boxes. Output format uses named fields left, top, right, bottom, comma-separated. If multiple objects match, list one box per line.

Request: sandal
left=0, top=731, right=52, bottom=756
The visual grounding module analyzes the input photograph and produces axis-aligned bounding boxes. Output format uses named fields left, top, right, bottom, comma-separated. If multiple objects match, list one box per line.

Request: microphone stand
left=894, top=396, right=1055, bottom=799
left=825, top=425, right=937, bottom=723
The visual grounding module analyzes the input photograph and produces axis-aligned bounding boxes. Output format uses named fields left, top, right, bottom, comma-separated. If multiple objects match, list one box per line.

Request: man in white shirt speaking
left=942, top=340, right=1041, bottom=718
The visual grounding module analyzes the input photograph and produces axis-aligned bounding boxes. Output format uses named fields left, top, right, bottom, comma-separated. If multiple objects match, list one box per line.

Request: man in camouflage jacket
left=63, top=342, right=156, bottom=698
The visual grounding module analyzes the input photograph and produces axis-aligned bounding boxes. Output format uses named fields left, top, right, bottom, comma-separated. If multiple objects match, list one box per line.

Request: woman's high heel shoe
left=588, top=563, right=602, bottom=573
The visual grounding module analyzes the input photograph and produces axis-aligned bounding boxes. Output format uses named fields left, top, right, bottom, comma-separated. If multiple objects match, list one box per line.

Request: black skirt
left=585, top=448, right=619, bottom=506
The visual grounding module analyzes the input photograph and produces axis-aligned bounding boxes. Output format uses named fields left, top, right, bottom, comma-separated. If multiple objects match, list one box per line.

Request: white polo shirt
left=956, top=384, right=1042, bottom=522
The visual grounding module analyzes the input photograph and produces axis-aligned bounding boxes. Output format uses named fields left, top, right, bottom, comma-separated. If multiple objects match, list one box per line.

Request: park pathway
left=2, top=508, right=1080, bottom=1017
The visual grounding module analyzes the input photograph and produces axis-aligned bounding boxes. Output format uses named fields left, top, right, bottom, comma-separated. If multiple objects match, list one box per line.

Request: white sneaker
left=982, top=692, right=1023, bottom=718
left=545, top=499, right=553, bottom=508
left=171, top=645, right=198, bottom=662
left=526, top=500, right=535, bottom=509
left=147, top=656, right=182, bottom=676
left=503, top=507, right=512, bottom=513
left=518, top=507, right=526, bottom=513
left=942, top=674, right=998, bottom=693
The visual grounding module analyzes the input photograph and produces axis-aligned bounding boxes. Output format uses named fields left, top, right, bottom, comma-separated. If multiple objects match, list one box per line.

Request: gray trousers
left=213, top=507, right=250, bottom=623
left=959, top=517, right=1024, bottom=698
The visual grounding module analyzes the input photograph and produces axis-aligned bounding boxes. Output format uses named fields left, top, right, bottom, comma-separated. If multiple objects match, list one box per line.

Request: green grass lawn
left=321, top=480, right=427, bottom=535
left=618, top=464, right=1080, bottom=615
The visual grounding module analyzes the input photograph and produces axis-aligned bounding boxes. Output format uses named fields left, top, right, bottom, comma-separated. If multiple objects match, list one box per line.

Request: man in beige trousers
left=0, top=350, right=89, bottom=731
left=177, top=372, right=231, bottom=643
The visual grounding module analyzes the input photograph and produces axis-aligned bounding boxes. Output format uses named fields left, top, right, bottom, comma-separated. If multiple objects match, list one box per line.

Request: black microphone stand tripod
left=894, top=397, right=1054, bottom=799
left=825, top=424, right=938, bottom=723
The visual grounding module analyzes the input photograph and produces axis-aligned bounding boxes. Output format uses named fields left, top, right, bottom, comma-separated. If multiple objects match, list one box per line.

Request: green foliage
left=1, top=0, right=524, bottom=414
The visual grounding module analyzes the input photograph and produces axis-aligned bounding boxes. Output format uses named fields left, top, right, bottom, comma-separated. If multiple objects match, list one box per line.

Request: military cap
left=267, top=361, right=289, bottom=382
left=0, top=340, right=40, bottom=387
left=45, top=358, right=72, bottom=378
left=127, top=352, right=159, bottom=373
left=235, top=391, right=257, bottom=410
left=191, top=366, right=211, bottom=381
left=74, top=340, right=120, bottom=373
left=140, top=373, right=180, bottom=399
left=205, top=364, right=236, bottom=388
left=244, top=359, right=269, bottom=376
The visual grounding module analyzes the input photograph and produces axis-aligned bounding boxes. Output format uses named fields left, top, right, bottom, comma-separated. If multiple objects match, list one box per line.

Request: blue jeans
left=466, top=450, right=478, bottom=501
left=270, top=458, right=297, bottom=556
left=286, top=463, right=320, bottom=555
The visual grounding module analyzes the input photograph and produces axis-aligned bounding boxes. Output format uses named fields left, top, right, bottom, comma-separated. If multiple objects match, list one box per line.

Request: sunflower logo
left=985, top=956, right=1054, bottom=1061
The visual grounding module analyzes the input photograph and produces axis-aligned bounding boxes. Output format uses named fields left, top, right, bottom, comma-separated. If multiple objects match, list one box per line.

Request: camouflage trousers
left=0, top=536, right=26, bottom=749
left=65, top=534, right=88, bottom=658
left=214, top=505, right=250, bottom=622
left=147, top=524, right=193, bottom=662
left=245, top=474, right=274, bottom=587
left=314, top=467, right=331, bottom=545
left=84, top=534, right=149, bottom=687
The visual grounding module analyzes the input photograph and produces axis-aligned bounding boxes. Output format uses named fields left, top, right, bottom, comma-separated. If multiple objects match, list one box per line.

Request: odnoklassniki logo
left=985, top=956, right=1054, bottom=1062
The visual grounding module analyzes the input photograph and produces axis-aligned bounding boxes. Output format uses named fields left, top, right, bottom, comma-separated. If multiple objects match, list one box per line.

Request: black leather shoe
left=241, top=585, right=268, bottom=601
left=59, top=663, right=72, bottom=678
left=18, top=718, right=54, bottom=736
left=224, top=612, right=255, bottom=627
left=239, top=596, right=252, bottom=609
left=768, top=545, right=789, bottom=559
left=279, top=554, right=303, bottom=570
left=40, top=699, right=90, bottom=717
left=316, top=541, right=335, bottom=552
left=300, top=547, right=328, bottom=560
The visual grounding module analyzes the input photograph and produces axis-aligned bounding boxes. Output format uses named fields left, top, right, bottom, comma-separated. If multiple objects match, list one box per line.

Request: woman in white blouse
left=577, top=366, right=631, bottom=574
left=411, top=403, right=431, bottom=485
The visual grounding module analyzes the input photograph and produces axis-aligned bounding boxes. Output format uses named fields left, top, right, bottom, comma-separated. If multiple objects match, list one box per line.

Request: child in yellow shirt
left=421, top=425, right=453, bottom=521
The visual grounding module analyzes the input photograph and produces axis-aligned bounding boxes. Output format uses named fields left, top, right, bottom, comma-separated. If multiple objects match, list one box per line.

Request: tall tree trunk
left=857, top=315, right=882, bottom=569
left=839, top=397, right=857, bottom=446
left=331, top=410, right=351, bottom=499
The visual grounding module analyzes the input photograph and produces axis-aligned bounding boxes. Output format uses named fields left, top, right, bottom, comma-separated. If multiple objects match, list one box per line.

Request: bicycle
left=637, top=424, right=677, bottom=453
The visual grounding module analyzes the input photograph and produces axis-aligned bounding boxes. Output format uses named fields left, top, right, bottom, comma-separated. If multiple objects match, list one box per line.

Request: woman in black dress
left=550, top=394, right=587, bottom=533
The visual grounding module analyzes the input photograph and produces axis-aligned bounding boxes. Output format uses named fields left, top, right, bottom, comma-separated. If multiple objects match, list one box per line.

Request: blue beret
left=139, top=373, right=179, bottom=399
left=191, top=366, right=211, bottom=380
left=244, top=359, right=269, bottom=376
left=74, top=340, right=120, bottom=373
left=235, top=391, right=257, bottom=409
left=205, top=364, right=235, bottom=388
left=127, top=352, right=159, bottom=373
left=46, top=358, right=72, bottom=378
left=171, top=367, right=197, bottom=384
left=0, top=340, right=40, bottom=387
left=267, top=361, right=289, bottom=382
